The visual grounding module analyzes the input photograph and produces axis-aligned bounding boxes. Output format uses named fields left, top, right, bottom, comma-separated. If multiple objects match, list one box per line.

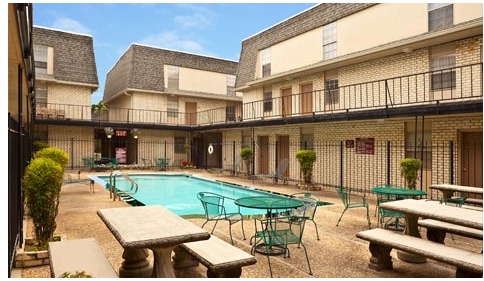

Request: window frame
left=428, top=3, right=453, bottom=32
left=261, top=48, right=271, bottom=77
left=167, top=65, right=179, bottom=90
left=324, top=78, right=339, bottom=105
left=322, top=22, right=337, bottom=60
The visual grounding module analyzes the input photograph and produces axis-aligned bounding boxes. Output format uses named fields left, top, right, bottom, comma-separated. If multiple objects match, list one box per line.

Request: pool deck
left=16, top=168, right=482, bottom=278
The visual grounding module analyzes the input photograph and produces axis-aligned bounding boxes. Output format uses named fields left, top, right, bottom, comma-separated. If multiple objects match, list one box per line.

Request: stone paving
left=16, top=168, right=482, bottom=278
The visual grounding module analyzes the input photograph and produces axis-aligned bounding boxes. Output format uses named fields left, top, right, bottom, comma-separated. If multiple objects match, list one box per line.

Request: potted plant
left=240, top=147, right=253, bottom=177
left=400, top=158, right=422, bottom=190
left=104, top=127, right=114, bottom=138
left=131, top=128, right=140, bottom=139
left=296, top=149, right=317, bottom=189
left=23, top=147, right=68, bottom=248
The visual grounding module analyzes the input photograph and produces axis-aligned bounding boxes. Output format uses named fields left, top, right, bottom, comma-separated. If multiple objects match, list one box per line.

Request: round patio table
left=371, top=186, right=427, bottom=230
left=235, top=196, right=304, bottom=256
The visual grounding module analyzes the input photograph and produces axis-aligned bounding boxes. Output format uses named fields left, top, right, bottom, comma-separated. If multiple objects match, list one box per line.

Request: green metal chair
left=254, top=214, right=313, bottom=277
left=377, top=197, right=406, bottom=230
left=335, top=187, right=371, bottom=229
left=289, top=192, right=320, bottom=241
left=197, top=192, right=246, bottom=245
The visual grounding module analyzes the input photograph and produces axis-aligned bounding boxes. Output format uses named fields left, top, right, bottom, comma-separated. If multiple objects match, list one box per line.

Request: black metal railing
left=36, top=63, right=482, bottom=126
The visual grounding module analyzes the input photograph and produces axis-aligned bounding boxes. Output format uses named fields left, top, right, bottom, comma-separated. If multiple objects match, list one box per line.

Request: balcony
left=35, top=63, right=482, bottom=130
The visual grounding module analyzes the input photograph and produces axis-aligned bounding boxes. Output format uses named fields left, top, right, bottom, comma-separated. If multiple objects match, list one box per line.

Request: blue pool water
left=90, top=173, right=288, bottom=216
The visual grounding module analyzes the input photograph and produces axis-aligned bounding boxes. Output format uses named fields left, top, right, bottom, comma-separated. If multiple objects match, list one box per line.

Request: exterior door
left=461, top=132, right=483, bottom=195
left=185, top=102, right=197, bottom=125
left=300, top=83, right=313, bottom=115
left=277, top=135, right=290, bottom=178
left=281, top=88, right=292, bottom=117
left=258, top=136, right=269, bottom=174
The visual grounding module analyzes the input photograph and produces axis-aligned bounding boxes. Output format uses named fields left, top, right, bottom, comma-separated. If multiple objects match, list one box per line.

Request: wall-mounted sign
left=345, top=140, right=354, bottom=148
left=115, top=130, right=127, bottom=137
left=355, top=138, right=374, bottom=154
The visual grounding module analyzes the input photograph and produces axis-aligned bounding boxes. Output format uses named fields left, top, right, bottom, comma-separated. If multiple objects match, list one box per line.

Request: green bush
left=240, top=147, right=253, bottom=176
left=32, top=140, right=49, bottom=153
left=34, top=147, right=69, bottom=169
left=23, top=157, right=65, bottom=247
left=296, top=149, right=317, bottom=184
left=400, top=158, right=422, bottom=190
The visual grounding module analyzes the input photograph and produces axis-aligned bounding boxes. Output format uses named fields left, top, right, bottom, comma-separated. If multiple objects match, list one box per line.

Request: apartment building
left=32, top=26, right=99, bottom=168
left=102, top=44, right=241, bottom=167
left=226, top=3, right=483, bottom=193
left=32, top=3, right=482, bottom=195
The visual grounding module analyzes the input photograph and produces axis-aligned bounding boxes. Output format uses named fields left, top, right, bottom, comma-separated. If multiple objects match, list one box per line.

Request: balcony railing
left=36, top=63, right=482, bottom=126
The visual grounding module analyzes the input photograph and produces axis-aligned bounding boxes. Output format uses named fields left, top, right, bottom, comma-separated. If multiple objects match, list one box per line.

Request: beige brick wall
left=49, top=83, right=92, bottom=119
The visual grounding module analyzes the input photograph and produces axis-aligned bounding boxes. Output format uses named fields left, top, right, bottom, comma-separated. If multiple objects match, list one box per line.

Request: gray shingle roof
left=103, top=44, right=238, bottom=100
left=33, top=26, right=99, bottom=88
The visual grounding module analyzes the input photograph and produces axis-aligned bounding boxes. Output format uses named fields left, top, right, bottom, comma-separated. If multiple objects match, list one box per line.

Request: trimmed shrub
left=34, top=147, right=69, bottom=169
left=296, top=149, right=317, bottom=184
left=400, top=158, right=422, bottom=190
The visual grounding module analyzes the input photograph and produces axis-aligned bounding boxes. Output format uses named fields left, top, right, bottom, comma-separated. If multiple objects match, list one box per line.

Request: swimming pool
left=89, top=173, right=290, bottom=216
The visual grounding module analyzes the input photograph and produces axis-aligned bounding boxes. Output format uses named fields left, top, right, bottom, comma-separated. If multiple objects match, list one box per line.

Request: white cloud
left=51, top=18, right=91, bottom=35
left=174, top=13, right=211, bottom=29
left=140, top=31, right=205, bottom=54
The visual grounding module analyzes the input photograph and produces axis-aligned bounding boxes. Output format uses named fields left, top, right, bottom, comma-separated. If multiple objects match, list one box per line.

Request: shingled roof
left=32, top=26, right=99, bottom=89
left=103, top=44, right=238, bottom=101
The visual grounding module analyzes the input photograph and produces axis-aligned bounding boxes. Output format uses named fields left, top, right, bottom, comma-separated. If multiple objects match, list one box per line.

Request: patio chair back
left=335, top=187, right=371, bottom=229
left=197, top=192, right=246, bottom=245
left=290, top=192, right=320, bottom=240
left=255, top=214, right=313, bottom=277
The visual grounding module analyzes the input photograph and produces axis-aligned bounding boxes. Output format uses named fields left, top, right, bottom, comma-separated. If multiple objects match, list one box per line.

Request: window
left=167, top=97, right=178, bottom=118
left=300, top=134, right=314, bottom=150
left=263, top=88, right=273, bottom=112
left=430, top=44, right=456, bottom=91
left=261, top=48, right=271, bottom=77
left=323, top=22, right=337, bottom=60
left=167, top=65, right=179, bottom=90
left=35, top=86, right=48, bottom=108
left=33, top=44, right=48, bottom=75
left=324, top=78, right=339, bottom=105
left=227, top=75, right=235, bottom=96
left=428, top=3, right=453, bottom=31
left=226, top=106, right=236, bottom=122
left=175, top=136, right=186, bottom=154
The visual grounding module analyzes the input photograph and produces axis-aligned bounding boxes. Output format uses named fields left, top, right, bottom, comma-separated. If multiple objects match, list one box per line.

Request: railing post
left=340, top=141, right=344, bottom=188
left=449, top=141, right=454, bottom=184
left=386, top=141, right=391, bottom=185
left=232, top=141, right=236, bottom=175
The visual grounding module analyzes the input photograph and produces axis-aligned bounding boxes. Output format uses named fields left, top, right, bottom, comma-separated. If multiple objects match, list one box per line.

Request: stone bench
left=48, top=238, right=118, bottom=278
left=356, top=228, right=482, bottom=278
left=173, top=235, right=257, bottom=278
left=418, top=218, right=483, bottom=243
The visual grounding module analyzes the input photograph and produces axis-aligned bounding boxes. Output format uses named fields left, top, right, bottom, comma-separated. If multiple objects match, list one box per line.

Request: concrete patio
left=16, top=169, right=482, bottom=278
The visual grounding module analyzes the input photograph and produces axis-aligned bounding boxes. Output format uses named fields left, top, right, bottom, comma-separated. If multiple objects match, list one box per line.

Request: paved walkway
left=17, top=168, right=482, bottom=278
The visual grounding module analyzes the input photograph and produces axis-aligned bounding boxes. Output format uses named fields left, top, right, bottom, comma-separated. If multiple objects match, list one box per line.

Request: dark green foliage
left=23, top=151, right=66, bottom=247
left=296, top=149, right=317, bottom=184
left=240, top=147, right=253, bottom=176
left=34, top=147, right=69, bottom=169
left=400, top=158, right=422, bottom=190
left=32, top=140, right=50, bottom=153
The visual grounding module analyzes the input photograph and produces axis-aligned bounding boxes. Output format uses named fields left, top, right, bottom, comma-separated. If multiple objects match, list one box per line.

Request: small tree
left=23, top=147, right=68, bottom=248
left=240, top=147, right=253, bottom=176
left=23, top=157, right=65, bottom=247
left=296, top=149, right=317, bottom=185
left=400, top=158, right=422, bottom=190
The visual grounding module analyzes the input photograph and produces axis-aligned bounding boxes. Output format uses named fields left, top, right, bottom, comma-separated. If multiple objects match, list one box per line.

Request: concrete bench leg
left=368, top=243, right=393, bottom=270
left=172, top=246, right=199, bottom=269
left=426, top=228, right=446, bottom=244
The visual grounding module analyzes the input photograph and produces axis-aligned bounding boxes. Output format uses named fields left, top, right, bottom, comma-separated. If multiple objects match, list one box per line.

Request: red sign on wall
left=355, top=138, right=374, bottom=154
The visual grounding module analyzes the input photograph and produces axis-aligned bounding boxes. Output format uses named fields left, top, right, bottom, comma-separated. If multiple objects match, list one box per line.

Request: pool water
left=90, top=173, right=289, bottom=216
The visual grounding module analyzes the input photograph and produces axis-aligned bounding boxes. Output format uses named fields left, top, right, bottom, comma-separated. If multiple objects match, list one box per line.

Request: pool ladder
left=108, top=170, right=139, bottom=202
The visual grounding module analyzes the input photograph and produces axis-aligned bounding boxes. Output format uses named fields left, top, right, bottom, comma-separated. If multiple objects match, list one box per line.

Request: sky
left=32, top=2, right=317, bottom=104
